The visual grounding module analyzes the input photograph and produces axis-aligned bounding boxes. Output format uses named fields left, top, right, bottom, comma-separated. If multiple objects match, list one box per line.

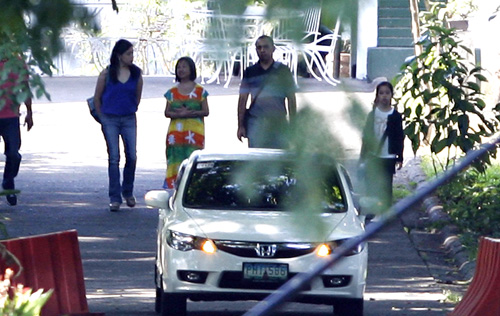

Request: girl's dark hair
left=375, top=81, right=394, bottom=96
left=175, top=56, right=197, bottom=82
left=108, top=39, right=141, bottom=83
left=373, top=81, right=394, bottom=107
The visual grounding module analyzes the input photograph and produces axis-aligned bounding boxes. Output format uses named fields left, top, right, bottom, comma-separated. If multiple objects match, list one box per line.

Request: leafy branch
left=394, top=2, right=500, bottom=173
left=0, top=0, right=99, bottom=108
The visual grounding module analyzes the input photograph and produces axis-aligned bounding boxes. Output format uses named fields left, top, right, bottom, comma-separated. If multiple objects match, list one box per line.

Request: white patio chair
left=184, top=9, right=242, bottom=85
left=257, top=4, right=322, bottom=85
left=268, top=11, right=305, bottom=84
left=302, top=5, right=322, bottom=42
left=300, top=17, right=341, bottom=86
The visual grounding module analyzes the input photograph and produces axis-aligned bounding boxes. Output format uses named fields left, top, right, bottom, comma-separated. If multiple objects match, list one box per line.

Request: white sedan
left=146, top=149, right=368, bottom=316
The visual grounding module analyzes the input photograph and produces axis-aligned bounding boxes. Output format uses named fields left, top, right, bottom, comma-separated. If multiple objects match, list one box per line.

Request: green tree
left=0, top=0, right=99, bottom=107
left=394, top=2, right=500, bottom=173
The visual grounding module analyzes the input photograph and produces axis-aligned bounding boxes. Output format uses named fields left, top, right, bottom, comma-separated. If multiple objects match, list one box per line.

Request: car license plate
left=243, top=263, right=288, bottom=282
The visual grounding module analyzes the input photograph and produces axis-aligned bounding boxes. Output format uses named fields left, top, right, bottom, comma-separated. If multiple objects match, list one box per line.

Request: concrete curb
left=405, top=157, right=476, bottom=282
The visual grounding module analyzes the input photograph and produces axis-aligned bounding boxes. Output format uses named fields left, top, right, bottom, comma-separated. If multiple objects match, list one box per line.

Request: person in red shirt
left=0, top=58, right=33, bottom=206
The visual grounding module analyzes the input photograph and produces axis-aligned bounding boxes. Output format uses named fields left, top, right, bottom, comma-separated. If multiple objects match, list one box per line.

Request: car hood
left=169, top=208, right=360, bottom=243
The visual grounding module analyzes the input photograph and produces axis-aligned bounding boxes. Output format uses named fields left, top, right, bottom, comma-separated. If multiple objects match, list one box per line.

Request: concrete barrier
left=0, top=230, right=104, bottom=316
left=449, top=236, right=500, bottom=316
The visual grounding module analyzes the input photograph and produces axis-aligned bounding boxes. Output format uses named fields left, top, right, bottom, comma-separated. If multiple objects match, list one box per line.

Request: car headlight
left=316, top=239, right=366, bottom=257
left=166, top=230, right=217, bottom=253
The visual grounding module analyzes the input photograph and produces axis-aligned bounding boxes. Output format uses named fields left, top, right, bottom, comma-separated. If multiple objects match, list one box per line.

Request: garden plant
left=395, top=1, right=500, bottom=254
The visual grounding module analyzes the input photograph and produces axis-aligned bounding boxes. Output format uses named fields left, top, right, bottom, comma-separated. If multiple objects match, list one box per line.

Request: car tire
left=154, top=265, right=162, bottom=313
left=333, top=298, right=363, bottom=316
left=155, top=287, right=162, bottom=313
left=160, top=292, right=187, bottom=316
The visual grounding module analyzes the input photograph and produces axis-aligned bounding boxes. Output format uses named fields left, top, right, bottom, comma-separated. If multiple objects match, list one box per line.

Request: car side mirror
left=145, top=190, right=173, bottom=209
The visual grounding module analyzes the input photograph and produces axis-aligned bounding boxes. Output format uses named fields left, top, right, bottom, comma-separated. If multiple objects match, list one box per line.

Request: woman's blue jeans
left=100, top=113, right=137, bottom=204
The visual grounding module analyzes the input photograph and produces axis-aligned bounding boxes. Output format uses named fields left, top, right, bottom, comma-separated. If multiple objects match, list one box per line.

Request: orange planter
left=0, top=230, right=104, bottom=316
left=448, top=237, right=500, bottom=316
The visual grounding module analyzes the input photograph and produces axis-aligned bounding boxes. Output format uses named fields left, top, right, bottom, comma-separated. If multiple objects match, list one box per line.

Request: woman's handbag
left=87, top=68, right=111, bottom=124
left=86, top=97, right=101, bottom=124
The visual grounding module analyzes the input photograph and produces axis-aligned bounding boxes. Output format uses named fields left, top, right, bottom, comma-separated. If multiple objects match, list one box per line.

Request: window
left=183, top=159, right=346, bottom=212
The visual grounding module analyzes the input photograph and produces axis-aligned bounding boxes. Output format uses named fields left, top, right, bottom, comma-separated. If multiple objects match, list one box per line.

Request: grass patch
left=393, top=184, right=412, bottom=201
left=420, top=156, right=500, bottom=258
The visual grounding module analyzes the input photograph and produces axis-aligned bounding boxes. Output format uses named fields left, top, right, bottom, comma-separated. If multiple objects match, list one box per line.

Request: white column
left=356, top=0, right=378, bottom=80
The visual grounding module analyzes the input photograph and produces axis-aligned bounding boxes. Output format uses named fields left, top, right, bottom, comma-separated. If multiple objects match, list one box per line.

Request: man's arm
left=24, top=97, right=33, bottom=131
left=236, top=92, right=250, bottom=141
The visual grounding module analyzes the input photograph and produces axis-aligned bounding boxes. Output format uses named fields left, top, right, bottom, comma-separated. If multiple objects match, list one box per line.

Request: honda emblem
left=255, top=243, right=277, bottom=257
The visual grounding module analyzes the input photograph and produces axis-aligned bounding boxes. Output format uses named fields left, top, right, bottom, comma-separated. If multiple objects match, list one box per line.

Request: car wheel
left=333, top=298, right=363, bottom=316
left=154, top=265, right=162, bottom=313
left=161, top=293, right=187, bottom=316
left=155, top=287, right=162, bottom=313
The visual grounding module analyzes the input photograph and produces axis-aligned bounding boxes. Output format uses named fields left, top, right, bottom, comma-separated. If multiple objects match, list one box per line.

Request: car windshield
left=183, top=159, right=346, bottom=212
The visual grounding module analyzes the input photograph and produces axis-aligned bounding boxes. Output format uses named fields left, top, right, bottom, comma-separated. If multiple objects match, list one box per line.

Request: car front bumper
left=160, top=244, right=367, bottom=303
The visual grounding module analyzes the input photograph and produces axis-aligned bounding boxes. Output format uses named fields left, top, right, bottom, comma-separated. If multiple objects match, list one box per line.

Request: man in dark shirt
left=237, top=35, right=296, bottom=148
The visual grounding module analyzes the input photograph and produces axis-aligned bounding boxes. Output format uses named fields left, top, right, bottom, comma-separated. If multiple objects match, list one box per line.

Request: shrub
left=436, top=165, right=500, bottom=255
left=394, top=2, right=500, bottom=173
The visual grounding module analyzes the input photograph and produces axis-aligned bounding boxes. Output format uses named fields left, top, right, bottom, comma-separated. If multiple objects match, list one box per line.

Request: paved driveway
left=0, top=76, right=455, bottom=315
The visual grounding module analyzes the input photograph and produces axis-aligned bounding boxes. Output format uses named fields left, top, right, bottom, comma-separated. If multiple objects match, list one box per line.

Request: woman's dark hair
left=108, top=39, right=141, bottom=83
left=175, top=56, right=197, bottom=82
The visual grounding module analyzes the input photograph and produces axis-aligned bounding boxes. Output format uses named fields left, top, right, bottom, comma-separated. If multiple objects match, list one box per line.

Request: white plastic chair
left=302, top=6, right=322, bottom=42
left=184, top=9, right=242, bottom=85
left=269, top=11, right=305, bottom=84
left=300, top=17, right=341, bottom=86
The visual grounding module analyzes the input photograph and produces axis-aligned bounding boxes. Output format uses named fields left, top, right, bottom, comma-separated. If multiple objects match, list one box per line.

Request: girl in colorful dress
left=163, top=57, right=209, bottom=189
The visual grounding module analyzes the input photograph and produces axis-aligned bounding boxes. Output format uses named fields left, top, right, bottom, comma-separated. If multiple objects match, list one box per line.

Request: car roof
left=188, top=149, right=340, bottom=166
left=190, top=148, right=291, bottom=162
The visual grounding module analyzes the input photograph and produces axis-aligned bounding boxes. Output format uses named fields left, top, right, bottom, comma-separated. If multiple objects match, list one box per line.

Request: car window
left=183, top=160, right=346, bottom=212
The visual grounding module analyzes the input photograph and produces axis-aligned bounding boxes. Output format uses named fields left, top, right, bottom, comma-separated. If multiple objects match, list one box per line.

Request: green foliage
left=0, top=268, right=53, bottom=316
left=394, top=2, right=500, bottom=173
left=446, top=0, right=478, bottom=19
left=435, top=165, right=500, bottom=255
left=443, top=289, right=463, bottom=304
left=393, top=184, right=412, bottom=201
left=0, top=0, right=97, bottom=107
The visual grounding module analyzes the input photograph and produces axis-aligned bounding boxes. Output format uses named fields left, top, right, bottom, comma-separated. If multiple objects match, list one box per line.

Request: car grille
left=219, top=271, right=310, bottom=290
left=214, top=240, right=316, bottom=258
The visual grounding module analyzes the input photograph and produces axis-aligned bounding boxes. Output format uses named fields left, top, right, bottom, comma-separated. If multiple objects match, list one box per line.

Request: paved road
left=0, top=76, right=456, bottom=315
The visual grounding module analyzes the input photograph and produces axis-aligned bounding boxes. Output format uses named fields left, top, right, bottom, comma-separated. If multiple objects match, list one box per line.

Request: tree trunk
left=409, top=0, right=422, bottom=56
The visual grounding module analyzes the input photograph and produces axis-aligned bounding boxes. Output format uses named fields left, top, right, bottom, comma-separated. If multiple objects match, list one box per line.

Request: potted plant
left=446, top=0, right=478, bottom=31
